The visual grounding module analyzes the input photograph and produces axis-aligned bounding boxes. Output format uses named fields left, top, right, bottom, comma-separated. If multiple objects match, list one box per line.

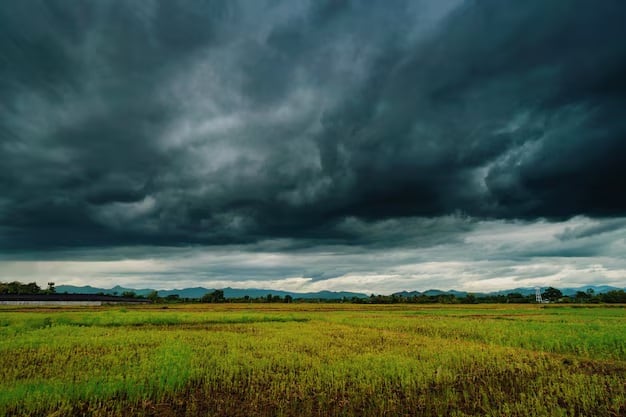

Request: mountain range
left=393, top=285, right=624, bottom=298
left=54, top=285, right=367, bottom=300
left=54, top=284, right=624, bottom=299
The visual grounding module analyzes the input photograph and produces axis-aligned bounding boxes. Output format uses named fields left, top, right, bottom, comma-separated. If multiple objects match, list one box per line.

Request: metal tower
left=535, top=287, right=543, bottom=303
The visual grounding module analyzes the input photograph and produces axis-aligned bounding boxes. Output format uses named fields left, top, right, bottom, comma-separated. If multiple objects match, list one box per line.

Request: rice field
left=1, top=304, right=625, bottom=416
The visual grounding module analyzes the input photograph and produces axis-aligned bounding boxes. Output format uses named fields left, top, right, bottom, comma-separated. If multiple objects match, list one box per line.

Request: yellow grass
left=1, top=304, right=624, bottom=416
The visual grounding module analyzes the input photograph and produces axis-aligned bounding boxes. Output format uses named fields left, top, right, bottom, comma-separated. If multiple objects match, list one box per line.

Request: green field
left=1, top=304, right=625, bottom=417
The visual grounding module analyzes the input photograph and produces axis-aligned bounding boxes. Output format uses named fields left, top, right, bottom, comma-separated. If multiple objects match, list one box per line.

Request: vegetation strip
left=1, top=304, right=624, bottom=417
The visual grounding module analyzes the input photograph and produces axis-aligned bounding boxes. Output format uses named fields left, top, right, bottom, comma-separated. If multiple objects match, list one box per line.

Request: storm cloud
left=1, top=0, right=625, bottom=291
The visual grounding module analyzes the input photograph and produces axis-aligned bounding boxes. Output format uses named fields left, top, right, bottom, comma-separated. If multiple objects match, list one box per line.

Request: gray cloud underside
left=1, top=216, right=625, bottom=293
left=1, top=0, right=626, bottom=252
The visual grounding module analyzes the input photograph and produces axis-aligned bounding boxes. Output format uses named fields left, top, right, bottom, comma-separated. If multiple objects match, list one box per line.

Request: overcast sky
left=1, top=0, right=626, bottom=293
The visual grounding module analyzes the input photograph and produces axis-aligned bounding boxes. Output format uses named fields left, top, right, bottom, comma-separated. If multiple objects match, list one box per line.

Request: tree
left=147, top=290, right=159, bottom=303
left=23, top=282, right=41, bottom=294
left=0, top=281, right=41, bottom=294
left=463, top=293, right=477, bottom=304
left=122, top=291, right=136, bottom=298
left=212, top=289, right=225, bottom=302
left=284, top=294, right=293, bottom=303
left=506, top=292, right=528, bottom=303
left=201, top=289, right=225, bottom=303
left=599, top=290, right=626, bottom=303
left=542, top=287, right=563, bottom=302
left=46, top=282, right=56, bottom=294
left=574, top=291, right=590, bottom=303
left=165, top=294, right=180, bottom=302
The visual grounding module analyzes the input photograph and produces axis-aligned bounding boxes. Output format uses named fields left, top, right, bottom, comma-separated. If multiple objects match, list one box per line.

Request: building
left=0, top=294, right=151, bottom=306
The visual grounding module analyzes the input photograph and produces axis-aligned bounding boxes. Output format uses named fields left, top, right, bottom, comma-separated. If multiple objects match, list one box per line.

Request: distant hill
left=55, top=284, right=624, bottom=300
left=55, top=285, right=368, bottom=300
left=55, top=285, right=156, bottom=297
left=487, top=285, right=624, bottom=297
left=393, top=289, right=474, bottom=298
left=394, top=285, right=624, bottom=298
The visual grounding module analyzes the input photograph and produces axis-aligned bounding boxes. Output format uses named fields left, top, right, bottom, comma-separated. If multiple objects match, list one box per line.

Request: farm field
left=1, top=304, right=625, bottom=417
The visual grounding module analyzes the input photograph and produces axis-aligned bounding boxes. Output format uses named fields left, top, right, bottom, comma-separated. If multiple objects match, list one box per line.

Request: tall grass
left=0, top=304, right=624, bottom=416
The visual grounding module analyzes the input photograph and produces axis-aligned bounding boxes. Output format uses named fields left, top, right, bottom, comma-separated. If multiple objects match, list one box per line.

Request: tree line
left=3, top=281, right=626, bottom=304
left=364, top=287, right=626, bottom=304
left=0, top=281, right=56, bottom=294
left=194, top=287, right=626, bottom=304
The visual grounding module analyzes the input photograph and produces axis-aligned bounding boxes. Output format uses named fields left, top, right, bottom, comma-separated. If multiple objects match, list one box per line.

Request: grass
left=0, top=304, right=625, bottom=416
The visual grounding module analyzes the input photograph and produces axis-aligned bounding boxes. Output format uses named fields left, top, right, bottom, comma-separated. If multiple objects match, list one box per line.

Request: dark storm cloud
left=0, top=0, right=234, bottom=248
left=313, top=0, right=626, bottom=220
left=1, top=0, right=626, bottom=251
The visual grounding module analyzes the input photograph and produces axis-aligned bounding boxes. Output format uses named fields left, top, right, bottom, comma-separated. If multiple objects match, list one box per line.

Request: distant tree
left=574, top=291, right=590, bottom=303
left=542, top=287, right=563, bottom=302
left=25, top=282, right=41, bottom=294
left=506, top=292, right=525, bottom=303
left=213, top=289, right=225, bottom=302
left=201, top=289, right=225, bottom=303
left=0, top=281, right=42, bottom=294
left=7, top=282, right=20, bottom=294
left=463, top=293, right=477, bottom=304
left=351, top=296, right=365, bottom=304
left=165, top=294, right=180, bottom=302
left=284, top=294, right=293, bottom=303
left=436, top=294, right=457, bottom=304
left=46, top=282, right=56, bottom=294
left=599, top=290, right=626, bottom=303
left=122, top=291, right=136, bottom=298
left=147, top=290, right=159, bottom=303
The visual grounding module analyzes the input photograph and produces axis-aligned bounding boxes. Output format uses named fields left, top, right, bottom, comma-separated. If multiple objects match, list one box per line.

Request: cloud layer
left=1, top=1, right=625, bottom=291
left=2, top=216, right=625, bottom=293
